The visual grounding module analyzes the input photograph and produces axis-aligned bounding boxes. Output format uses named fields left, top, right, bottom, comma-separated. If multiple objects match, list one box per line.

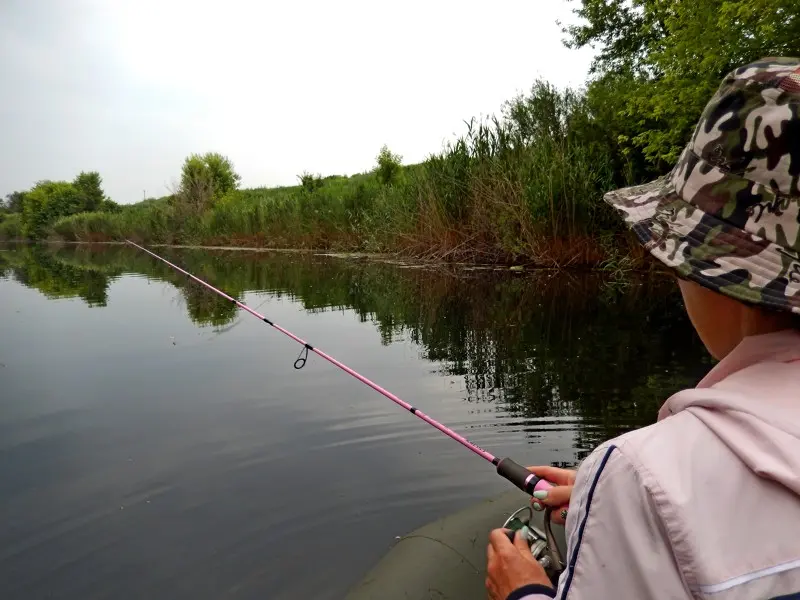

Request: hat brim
left=604, top=178, right=800, bottom=315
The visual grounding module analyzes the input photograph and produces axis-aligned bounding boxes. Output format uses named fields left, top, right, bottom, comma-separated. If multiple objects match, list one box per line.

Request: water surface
left=0, top=244, right=711, bottom=599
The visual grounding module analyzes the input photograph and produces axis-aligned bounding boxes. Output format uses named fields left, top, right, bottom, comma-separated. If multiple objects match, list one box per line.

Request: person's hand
left=486, top=529, right=553, bottom=600
left=527, top=465, right=576, bottom=525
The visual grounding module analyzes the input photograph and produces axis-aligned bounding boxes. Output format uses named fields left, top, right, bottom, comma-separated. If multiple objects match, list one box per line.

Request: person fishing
left=486, top=57, right=800, bottom=600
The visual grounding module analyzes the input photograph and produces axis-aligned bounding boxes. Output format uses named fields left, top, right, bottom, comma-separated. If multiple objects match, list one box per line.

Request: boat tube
left=346, top=490, right=567, bottom=600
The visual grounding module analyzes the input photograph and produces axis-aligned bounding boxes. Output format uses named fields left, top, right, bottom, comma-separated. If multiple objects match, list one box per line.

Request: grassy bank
left=4, top=1, right=794, bottom=269
left=45, top=84, right=643, bottom=268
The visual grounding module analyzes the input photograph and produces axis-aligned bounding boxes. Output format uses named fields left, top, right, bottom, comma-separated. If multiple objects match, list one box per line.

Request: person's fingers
left=525, top=466, right=576, bottom=486
left=485, top=577, right=497, bottom=600
left=531, top=501, right=568, bottom=523
left=532, top=485, right=573, bottom=507
left=549, top=505, right=569, bottom=525
left=486, top=542, right=496, bottom=599
left=488, top=528, right=514, bottom=552
left=513, top=530, right=531, bottom=555
left=486, top=540, right=498, bottom=600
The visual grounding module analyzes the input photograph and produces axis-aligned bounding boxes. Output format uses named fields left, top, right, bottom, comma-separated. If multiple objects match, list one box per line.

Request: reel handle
left=496, top=457, right=554, bottom=495
left=503, top=506, right=565, bottom=582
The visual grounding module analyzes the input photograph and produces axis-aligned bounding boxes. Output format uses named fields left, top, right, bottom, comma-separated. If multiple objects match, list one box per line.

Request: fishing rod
left=125, top=240, right=553, bottom=497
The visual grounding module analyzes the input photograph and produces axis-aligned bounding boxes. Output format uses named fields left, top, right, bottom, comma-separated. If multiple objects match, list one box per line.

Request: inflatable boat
left=346, top=490, right=568, bottom=600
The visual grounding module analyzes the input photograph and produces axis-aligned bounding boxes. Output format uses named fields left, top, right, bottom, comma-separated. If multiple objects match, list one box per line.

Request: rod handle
left=496, top=457, right=553, bottom=496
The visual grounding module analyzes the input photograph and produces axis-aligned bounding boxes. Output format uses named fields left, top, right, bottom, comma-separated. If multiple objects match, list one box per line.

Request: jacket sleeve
left=507, top=442, right=690, bottom=600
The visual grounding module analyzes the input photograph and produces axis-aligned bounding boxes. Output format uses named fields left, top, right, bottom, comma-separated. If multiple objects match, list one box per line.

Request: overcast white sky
left=0, top=0, right=594, bottom=204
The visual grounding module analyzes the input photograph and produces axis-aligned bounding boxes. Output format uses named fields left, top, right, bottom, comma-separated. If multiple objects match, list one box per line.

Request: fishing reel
left=503, top=505, right=565, bottom=582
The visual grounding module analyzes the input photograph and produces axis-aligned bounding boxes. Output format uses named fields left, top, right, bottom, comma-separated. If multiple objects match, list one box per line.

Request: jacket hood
left=658, top=329, right=800, bottom=495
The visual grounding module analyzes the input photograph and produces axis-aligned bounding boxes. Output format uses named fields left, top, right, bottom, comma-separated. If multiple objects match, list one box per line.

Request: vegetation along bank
left=1, top=1, right=796, bottom=268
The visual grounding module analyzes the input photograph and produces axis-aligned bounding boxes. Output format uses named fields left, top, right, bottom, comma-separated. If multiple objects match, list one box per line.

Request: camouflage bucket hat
left=605, top=57, right=800, bottom=314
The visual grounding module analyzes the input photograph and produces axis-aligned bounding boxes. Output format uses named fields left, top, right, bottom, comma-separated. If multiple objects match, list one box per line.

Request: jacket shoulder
left=608, top=408, right=800, bottom=598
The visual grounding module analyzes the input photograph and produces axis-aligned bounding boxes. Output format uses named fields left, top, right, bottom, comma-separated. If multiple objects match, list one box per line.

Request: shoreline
left=0, top=239, right=654, bottom=274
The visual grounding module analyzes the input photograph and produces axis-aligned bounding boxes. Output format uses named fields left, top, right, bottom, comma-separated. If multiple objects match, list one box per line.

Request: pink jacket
left=514, top=329, right=800, bottom=600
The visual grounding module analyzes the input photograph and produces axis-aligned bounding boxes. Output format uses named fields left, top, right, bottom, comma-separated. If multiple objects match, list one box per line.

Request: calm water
left=0, top=244, right=712, bottom=599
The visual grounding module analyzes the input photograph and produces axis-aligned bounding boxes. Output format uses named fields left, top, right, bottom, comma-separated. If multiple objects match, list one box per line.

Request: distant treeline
left=2, top=1, right=796, bottom=267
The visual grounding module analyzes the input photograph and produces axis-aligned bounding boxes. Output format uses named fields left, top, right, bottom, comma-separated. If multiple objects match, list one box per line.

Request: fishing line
left=126, top=240, right=552, bottom=496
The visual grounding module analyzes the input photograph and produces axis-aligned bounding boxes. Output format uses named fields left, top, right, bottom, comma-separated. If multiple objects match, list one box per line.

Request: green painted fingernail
left=533, top=490, right=548, bottom=500
left=532, top=501, right=543, bottom=511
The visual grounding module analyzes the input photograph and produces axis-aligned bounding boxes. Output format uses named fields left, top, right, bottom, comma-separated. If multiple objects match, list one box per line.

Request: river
left=0, top=243, right=711, bottom=599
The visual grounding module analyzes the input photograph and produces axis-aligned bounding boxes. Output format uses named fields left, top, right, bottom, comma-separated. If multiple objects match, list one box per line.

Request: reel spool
left=503, top=505, right=565, bottom=581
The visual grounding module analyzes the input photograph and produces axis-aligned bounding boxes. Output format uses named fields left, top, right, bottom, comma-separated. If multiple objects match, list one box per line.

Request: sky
left=0, top=0, right=594, bottom=204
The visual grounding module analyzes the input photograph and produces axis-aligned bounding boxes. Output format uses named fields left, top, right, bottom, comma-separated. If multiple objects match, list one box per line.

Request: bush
left=4, top=191, right=26, bottom=213
left=298, top=172, right=323, bottom=193
left=73, top=171, right=107, bottom=212
left=22, top=181, right=83, bottom=239
left=171, top=153, right=242, bottom=221
left=52, top=212, right=122, bottom=241
left=180, top=153, right=241, bottom=198
left=375, top=145, right=402, bottom=186
left=0, top=213, right=23, bottom=240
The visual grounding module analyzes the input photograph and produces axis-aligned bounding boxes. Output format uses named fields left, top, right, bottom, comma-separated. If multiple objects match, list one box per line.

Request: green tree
left=0, top=213, right=23, bottom=240
left=375, top=145, right=402, bottom=185
left=180, top=152, right=241, bottom=199
left=174, top=152, right=241, bottom=217
left=21, top=181, right=82, bottom=239
left=73, top=171, right=107, bottom=212
left=562, top=1, right=666, bottom=75
left=577, top=70, right=661, bottom=185
left=503, top=80, right=585, bottom=144
left=565, top=0, right=800, bottom=167
left=101, top=199, right=121, bottom=213
left=4, top=190, right=27, bottom=213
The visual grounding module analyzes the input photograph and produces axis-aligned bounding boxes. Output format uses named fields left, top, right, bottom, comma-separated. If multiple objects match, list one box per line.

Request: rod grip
left=496, top=457, right=553, bottom=496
